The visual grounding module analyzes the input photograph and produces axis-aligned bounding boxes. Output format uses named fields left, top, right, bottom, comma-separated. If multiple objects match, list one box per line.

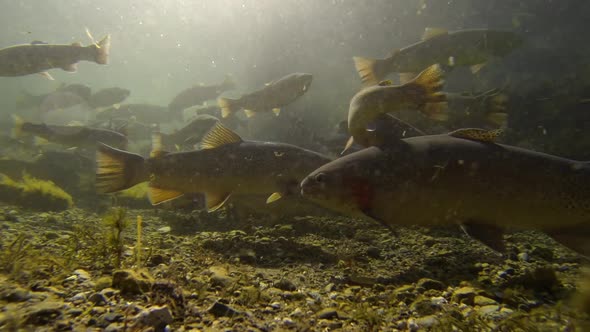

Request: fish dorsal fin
left=378, top=80, right=394, bottom=86
left=449, top=128, right=502, bottom=143
left=150, top=132, right=169, bottom=157
left=148, top=186, right=184, bottom=205
left=421, top=27, right=448, bottom=40
left=200, top=122, right=243, bottom=149
left=205, top=191, right=232, bottom=212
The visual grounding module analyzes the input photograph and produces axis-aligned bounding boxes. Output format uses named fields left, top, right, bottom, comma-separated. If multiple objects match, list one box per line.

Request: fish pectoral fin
left=205, top=191, right=232, bottom=212
left=460, top=222, right=506, bottom=252
left=341, top=136, right=355, bottom=155
left=244, top=109, right=256, bottom=118
left=148, top=186, right=184, bottom=205
left=150, top=132, right=170, bottom=157
left=266, top=192, right=283, bottom=204
left=546, top=225, right=590, bottom=257
left=39, top=71, right=55, bottom=80
left=449, top=128, right=503, bottom=143
left=62, top=63, right=78, bottom=72
left=421, top=27, right=448, bottom=40
left=200, top=122, right=243, bottom=149
left=272, top=108, right=281, bottom=116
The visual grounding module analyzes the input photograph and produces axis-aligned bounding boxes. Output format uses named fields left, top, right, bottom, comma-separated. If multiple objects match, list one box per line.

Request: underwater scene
left=1, top=0, right=590, bottom=331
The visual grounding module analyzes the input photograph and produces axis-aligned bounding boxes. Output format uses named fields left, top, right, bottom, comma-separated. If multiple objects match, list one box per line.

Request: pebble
left=88, top=292, right=108, bottom=305
left=207, top=301, right=241, bottom=317
left=316, top=308, right=338, bottom=319
left=477, top=304, right=501, bottom=316
left=289, top=307, right=304, bottom=318
left=274, top=279, right=297, bottom=291
left=112, top=269, right=154, bottom=295
left=24, top=302, right=64, bottom=325
left=416, top=278, right=445, bottom=291
left=517, top=252, right=530, bottom=262
left=415, top=315, right=438, bottom=328
left=0, top=287, right=31, bottom=302
left=474, top=295, right=498, bottom=306
left=207, top=266, right=234, bottom=288
left=451, top=286, right=478, bottom=305
left=270, top=301, right=281, bottom=309
left=134, top=305, right=173, bottom=331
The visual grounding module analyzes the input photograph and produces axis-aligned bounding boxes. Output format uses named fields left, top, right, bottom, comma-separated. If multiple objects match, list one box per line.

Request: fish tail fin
left=93, top=35, right=111, bottom=65
left=12, top=114, right=25, bottom=139
left=354, top=56, right=389, bottom=87
left=405, top=64, right=448, bottom=121
left=221, top=74, right=236, bottom=90
left=218, top=97, right=239, bottom=118
left=95, top=143, right=147, bottom=193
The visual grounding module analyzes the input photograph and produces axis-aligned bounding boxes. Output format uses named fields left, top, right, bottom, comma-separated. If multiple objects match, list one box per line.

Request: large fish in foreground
left=301, top=128, right=590, bottom=256
left=0, top=35, right=110, bottom=78
left=218, top=73, right=312, bottom=118
left=96, top=122, right=331, bottom=211
left=345, top=64, right=446, bottom=152
left=354, top=28, right=522, bottom=86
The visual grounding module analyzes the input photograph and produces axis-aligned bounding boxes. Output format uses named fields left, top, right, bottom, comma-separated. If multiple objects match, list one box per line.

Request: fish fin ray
left=266, top=192, right=283, bottom=204
left=150, top=132, right=169, bottom=157
left=470, top=63, right=486, bottom=74
left=39, top=71, right=54, bottom=80
left=353, top=56, right=379, bottom=86
left=398, top=72, right=416, bottom=84
left=341, top=136, right=355, bottom=155
left=405, top=64, right=447, bottom=118
left=244, top=109, right=256, bottom=118
left=148, top=186, right=184, bottom=205
left=94, top=35, right=110, bottom=64
left=96, top=143, right=147, bottom=193
left=206, top=191, right=232, bottom=212
left=200, top=122, right=242, bottom=149
left=218, top=97, right=238, bottom=118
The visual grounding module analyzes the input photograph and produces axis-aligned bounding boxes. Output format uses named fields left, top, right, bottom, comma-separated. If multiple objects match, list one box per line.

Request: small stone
left=531, top=246, right=554, bottom=261
left=474, top=295, right=498, bottom=306
left=478, top=305, right=500, bottom=316
left=290, top=307, right=304, bottom=318
left=282, top=317, right=296, bottom=327
left=207, top=266, right=234, bottom=288
left=207, top=301, right=241, bottom=317
left=410, top=297, right=438, bottom=315
left=134, top=305, right=173, bottom=331
left=68, top=292, right=86, bottom=303
left=74, top=269, right=91, bottom=281
left=105, top=322, right=125, bottom=332
left=0, top=287, right=31, bottom=302
left=270, top=301, right=281, bottom=309
left=157, top=226, right=172, bottom=233
left=451, top=287, right=478, bottom=305
left=274, top=279, right=297, bottom=291
left=100, top=288, right=118, bottom=298
left=148, top=254, right=169, bottom=267
left=366, top=246, right=381, bottom=258
left=112, top=269, right=153, bottom=295
left=24, top=302, right=64, bottom=325
left=316, top=308, right=338, bottom=319
left=517, top=252, right=530, bottom=262
left=95, top=276, right=113, bottom=291
left=416, top=278, right=445, bottom=291
left=415, top=315, right=438, bottom=328
left=66, top=308, right=83, bottom=317
left=88, top=293, right=108, bottom=306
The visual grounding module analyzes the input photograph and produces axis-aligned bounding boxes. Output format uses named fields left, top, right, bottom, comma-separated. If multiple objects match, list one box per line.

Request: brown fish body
left=301, top=131, right=590, bottom=254
left=160, top=115, right=219, bottom=149
left=17, top=118, right=127, bottom=149
left=168, top=76, right=235, bottom=113
left=0, top=36, right=110, bottom=76
left=89, top=87, right=130, bottom=108
left=218, top=73, right=312, bottom=118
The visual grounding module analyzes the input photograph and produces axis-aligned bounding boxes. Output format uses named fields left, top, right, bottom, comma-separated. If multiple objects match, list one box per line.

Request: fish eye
left=314, top=173, right=326, bottom=183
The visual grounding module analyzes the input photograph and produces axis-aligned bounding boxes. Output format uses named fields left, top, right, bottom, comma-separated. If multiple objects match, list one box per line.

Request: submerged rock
left=111, top=269, right=154, bottom=295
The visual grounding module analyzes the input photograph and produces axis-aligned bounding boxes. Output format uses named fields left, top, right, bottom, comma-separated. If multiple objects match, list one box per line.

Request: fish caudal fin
left=405, top=64, right=448, bottom=121
left=353, top=56, right=381, bottom=87
left=93, top=35, right=111, bottom=65
left=217, top=97, right=239, bottom=118
left=96, top=143, right=147, bottom=193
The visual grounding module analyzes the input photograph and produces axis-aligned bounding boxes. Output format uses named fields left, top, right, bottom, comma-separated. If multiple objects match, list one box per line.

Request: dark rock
left=366, top=246, right=381, bottom=259
left=148, top=254, right=169, bottom=267
left=97, top=312, right=124, bottom=328
left=451, top=287, right=478, bottom=305
left=88, top=292, right=108, bottom=305
left=410, top=297, right=439, bottom=315
left=24, top=302, right=64, bottom=325
left=531, top=246, right=554, bottom=261
left=207, top=266, right=234, bottom=288
left=112, top=269, right=153, bottom=295
left=316, top=308, right=338, bottom=319
left=207, top=301, right=241, bottom=317
left=416, top=278, right=445, bottom=291
left=0, top=287, right=31, bottom=302
left=275, top=279, right=297, bottom=291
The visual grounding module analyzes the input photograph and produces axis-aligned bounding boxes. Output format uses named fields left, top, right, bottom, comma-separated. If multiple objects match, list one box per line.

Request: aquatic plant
left=0, top=233, right=31, bottom=277
left=136, top=214, right=142, bottom=268
left=103, top=207, right=130, bottom=268
left=0, top=173, right=73, bottom=211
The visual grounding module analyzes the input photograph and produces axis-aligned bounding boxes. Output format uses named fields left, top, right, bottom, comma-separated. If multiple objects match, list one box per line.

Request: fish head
left=301, top=147, right=382, bottom=218
left=292, top=73, right=313, bottom=95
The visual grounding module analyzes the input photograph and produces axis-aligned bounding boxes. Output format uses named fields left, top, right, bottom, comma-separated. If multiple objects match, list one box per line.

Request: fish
left=89, top=87, right=131, bottom=108
left=192, top=105, right=245, bottom=130
left=0, top=35, right=110, bottom=78
left=354, top=28, right=523, bottom=86
left=218, top=73, right=312, bottom=118
left=160, top=115, right=219, bottom=150
left=168, top=76, right=236, bottom=115
left=16, top=83, right=91, bottom=110
left=96, top=104, right=170, bottom=124
left=13, top=115, right=127, bottom=149
left=345, top=64, right=446, bottom=152
left=39, top=91, right=87, bottom=113
left=434, top=89, right=509, bottom=128
left=301, top=128, right=590, bottom=256
left=95, top=122, right=332, bottom=211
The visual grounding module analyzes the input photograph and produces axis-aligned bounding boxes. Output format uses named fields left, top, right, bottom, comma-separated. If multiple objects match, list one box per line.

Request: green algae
left=0, top=173, right=73, bottom=211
